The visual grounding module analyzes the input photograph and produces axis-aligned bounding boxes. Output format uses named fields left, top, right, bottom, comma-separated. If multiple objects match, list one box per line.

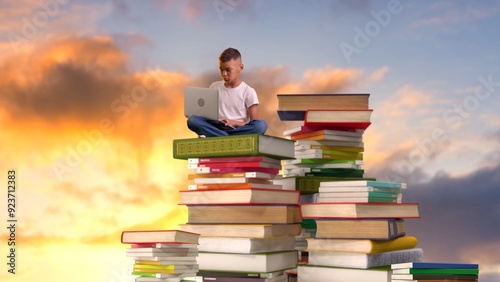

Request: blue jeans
left=187, top=115, right=268, bottom=137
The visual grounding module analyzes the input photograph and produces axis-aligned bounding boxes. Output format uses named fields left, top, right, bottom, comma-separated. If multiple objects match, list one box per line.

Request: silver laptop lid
left=184, top=86, right=219, bottom=120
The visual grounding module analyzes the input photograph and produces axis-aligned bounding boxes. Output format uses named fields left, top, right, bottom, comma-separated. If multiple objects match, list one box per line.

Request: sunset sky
left=0, top=1, right=499, bottom=281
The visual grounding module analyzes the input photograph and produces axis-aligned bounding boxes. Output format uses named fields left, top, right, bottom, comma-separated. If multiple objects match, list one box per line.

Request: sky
left=0, top=0, right=499, bottom=281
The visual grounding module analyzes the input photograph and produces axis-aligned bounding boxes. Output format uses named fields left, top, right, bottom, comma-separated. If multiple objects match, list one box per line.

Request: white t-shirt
left=209, top=81, right=260, bottom=123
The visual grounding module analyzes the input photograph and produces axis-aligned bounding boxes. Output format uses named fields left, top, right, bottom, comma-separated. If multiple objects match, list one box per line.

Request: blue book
left=392, top=261, right=479, bottom=269
left=277, top=110, right=305, bottom=121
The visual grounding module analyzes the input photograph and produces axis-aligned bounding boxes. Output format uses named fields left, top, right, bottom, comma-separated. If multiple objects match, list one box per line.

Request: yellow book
left=306, top=235, right=418, bottom=254
left=133, top=263, right=198, bottom=274
left=133, top=263, right=175, bottom=270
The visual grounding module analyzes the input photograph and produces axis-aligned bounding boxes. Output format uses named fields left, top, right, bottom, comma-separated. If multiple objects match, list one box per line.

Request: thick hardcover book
left=198, top=236, right=296, bottom=254
left=197, top=251, right=298, bottom=273
left=308, top=247, right=423, bottom=269
left=301, top=202, right=420, bottom=219
left=315, top=218, right=405, bottom=239
left=179, top=188, right=300, bottom=205
left=305, top=109, right=373, bottom=123
left=298, top=265, right=391, bottom=282
left=306, top=235, right=418, bottom=254
left=179, top=223, right=301, bottom=238
left=173, top=134, right=295, bottom=160
left=277, top=93, right=370, bottom=111
left=187, top=205, right=302, bottom=224
left=278, top=176, right=375, bottom=194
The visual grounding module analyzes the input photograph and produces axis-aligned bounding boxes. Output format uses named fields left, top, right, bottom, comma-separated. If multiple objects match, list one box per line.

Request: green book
left=305, top=171, right=364, bottom=177
left=280, top=176, right=376, bottom=194
left=394, top=268, right=479, bottom=275
left=173, top=134, right=295, bottom=160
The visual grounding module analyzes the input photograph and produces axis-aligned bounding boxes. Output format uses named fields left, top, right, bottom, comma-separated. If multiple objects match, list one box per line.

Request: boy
left=187, top=48, right=268, bottom=137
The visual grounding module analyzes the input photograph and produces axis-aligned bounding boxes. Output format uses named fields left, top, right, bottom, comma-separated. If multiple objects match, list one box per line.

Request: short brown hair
left=219, top=48, right=241, bottom=63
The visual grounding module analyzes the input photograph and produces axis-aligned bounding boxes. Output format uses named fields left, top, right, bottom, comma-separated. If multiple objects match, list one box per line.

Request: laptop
left=184, top=86, right=220, bottom=121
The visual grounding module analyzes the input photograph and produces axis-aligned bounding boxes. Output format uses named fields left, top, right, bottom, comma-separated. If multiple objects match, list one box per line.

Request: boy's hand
left=219, top=117, right=242, bottom=128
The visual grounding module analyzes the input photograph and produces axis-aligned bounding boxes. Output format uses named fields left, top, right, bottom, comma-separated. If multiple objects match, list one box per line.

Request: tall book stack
left=276, top=93, right=375, bottom=196
left=173, top=134, right=301, bottom=281
left=298, top=180, right=423, bottom=282
left=276, top=93, right=376, bottom=267
left=121, top=230, right=201, bottom=282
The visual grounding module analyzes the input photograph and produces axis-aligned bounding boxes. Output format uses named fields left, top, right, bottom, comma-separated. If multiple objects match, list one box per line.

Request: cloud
left=398, top=163, right=500, bottom=281
left=409, top=1, right=500, bottom=33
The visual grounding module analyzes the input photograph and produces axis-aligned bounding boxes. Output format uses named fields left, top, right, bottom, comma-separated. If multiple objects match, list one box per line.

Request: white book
left=318, top=186, right=402, bottom=193
left=319, top=180, right=406, bottom=189
left=295, top=139, right=364, bottom=148
left=308, top=248, right=423, bottom=269
left=298, top=264, right=391, bottom=282
left=283, top=163, right=362, bottom=170
left=197, top=251, right=298, bottom=273
left=198, top=237, right=296, bottom=254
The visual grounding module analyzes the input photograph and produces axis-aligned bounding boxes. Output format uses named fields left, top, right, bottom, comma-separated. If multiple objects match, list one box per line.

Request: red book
left=188, top=161, right=282, bottom=169
left=194, top=166, right=280, bottom=175
left=304, top=109, right=373, bottom=130
left=188, top=156, right=281, bottom=165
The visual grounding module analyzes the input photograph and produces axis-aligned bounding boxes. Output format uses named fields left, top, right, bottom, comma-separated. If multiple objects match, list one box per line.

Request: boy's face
left=219, top=58, right=243, bottom=85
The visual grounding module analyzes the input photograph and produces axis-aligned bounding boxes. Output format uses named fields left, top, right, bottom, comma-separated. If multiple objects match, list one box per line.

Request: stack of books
left=391, top=262, right=479, bottom=281
left=276, top=93, right=374, bottom=196
left=121, top=230, right=201, bottom=282
left=276, top=93, right=376, bottom=267
left=298, top=180, right=423, bottom=282
left=173, top=134, right=301, bottom=281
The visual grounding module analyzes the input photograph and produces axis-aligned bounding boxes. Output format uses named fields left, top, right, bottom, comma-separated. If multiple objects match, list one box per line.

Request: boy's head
left=218, top=48, right=243, bottom=86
